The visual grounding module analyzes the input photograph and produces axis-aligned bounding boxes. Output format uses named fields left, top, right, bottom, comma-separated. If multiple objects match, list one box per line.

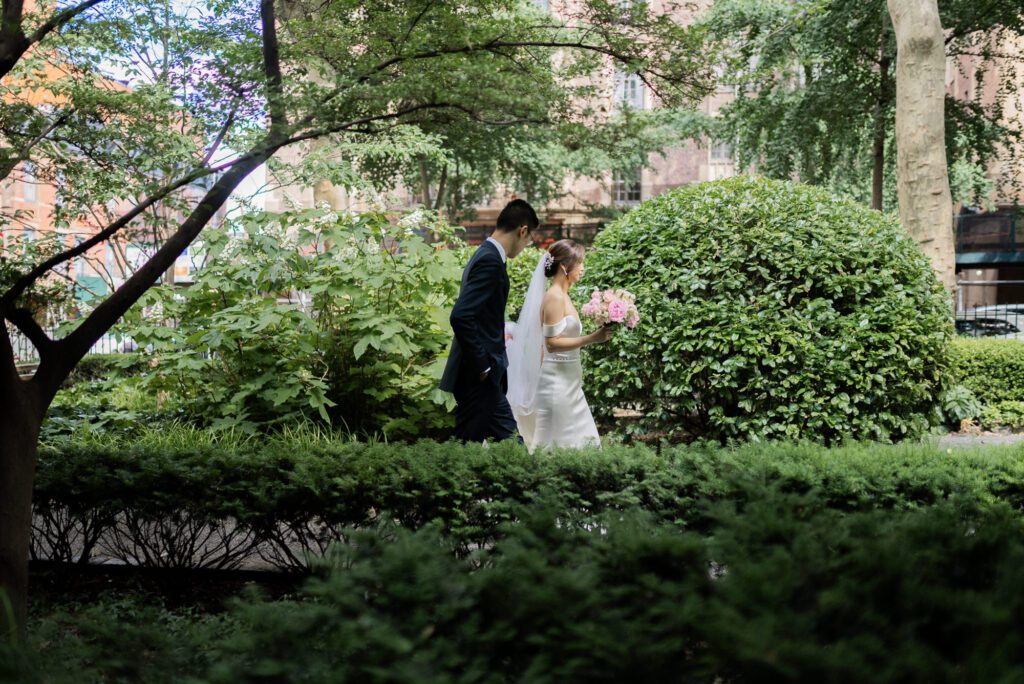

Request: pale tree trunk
left=887, top=0, right=956, bottom=294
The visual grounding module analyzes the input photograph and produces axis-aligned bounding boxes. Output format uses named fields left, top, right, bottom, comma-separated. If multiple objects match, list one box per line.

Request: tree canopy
left=700, top=0, right=1024, bottom=210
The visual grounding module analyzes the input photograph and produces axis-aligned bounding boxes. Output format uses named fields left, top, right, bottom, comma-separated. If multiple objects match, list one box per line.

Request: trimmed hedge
left=32, top=432, right=1024, bottom=570
left=950, top=337, right=1024, bottom=404
left=12, top=497, right=1024, bottom=682
left=63, top=353, right=148, bottom=386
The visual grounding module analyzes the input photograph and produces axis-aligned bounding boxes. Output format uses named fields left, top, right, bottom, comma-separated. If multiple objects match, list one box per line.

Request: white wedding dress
left=513, top=314, right=601, bottom=452
left=506, top=253, right=602, bottom=453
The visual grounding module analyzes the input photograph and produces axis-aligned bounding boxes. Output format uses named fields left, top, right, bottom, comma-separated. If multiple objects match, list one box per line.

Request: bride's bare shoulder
left=541, top=288, right=566, bottom=324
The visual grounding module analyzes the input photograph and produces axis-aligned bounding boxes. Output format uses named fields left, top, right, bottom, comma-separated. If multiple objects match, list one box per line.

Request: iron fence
left=954, top=279, right=1024, bottom=338
left=11, top=327, right=135, bottom=364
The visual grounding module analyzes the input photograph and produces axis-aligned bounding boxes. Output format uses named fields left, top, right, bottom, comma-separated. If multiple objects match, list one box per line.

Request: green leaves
left=949, top=338, right=1024, bottom=405
left=700, top=0, right=1023, bottom=209
left=122, top=209, right=464, bottom=438
left=582, top=176, right=953, bottom=444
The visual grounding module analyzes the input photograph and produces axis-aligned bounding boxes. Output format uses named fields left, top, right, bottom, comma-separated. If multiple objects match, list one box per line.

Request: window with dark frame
left=613, top=168, right=641, bottom=205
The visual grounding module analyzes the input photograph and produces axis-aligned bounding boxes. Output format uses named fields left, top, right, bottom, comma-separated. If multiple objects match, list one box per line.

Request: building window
left=21, top=161, right=36, bottom=202
left=613, top=168, right=642, bottom=205
left=714, top=63, right=736, bottom=93
left=614, top=69, right=644, bottom=110
left=710, top=141, right=733, bottom=163
left=74, top=236, right=87, bottom=276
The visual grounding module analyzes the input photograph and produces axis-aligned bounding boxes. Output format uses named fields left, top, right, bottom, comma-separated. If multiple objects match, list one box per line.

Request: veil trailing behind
left=505, top=252, right=547, bottom=437
left=507, top=250, right=601, bottom=452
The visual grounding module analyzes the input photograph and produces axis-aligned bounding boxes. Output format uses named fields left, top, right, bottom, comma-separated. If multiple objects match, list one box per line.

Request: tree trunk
left=887, top=0, right=956, bottom=293
left=0, top=147, right=272, bottom=638
left=871, top=56, right=891, bottom=212
left=0, top=328, right=43, bottom=641
left=433, top=164, right=449, bottom=212
left=418, top=156, right=432, bottom=207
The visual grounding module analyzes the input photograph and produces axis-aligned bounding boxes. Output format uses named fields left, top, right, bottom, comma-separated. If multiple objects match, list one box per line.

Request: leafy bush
left=63, top=353, right=149, bottom=386
left=938, top=384, right=983, bottom=426
left=582, top=176, right=952, bottom=443
left=506, top=245, right=545, bottom=319
left=15, top=498, right=1024, bottom=682
left=949, top=338, right=1024, bottom=404
left=981, top=401, right=1024, bottom=431
left=31, top=430, right=1024, bottom=570
left=0, top=230, right=77, bottom=327
left=126, top=208, right=464, bottom=437
left=43, top=374, right=177, bottom=441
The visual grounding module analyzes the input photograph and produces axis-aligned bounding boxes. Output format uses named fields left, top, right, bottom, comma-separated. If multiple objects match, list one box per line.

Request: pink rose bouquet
left=581, top=288, right=640, bottom=329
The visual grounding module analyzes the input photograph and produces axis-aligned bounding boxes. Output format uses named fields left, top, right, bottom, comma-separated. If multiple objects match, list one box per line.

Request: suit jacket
left=440, top=240, right=510, bottom=393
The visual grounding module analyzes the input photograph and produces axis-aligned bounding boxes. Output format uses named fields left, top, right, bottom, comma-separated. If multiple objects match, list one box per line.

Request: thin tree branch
left=202, top=103, right=238, bottom=166
left=952, top=50, right=1024, bottom=62
left=41, top=146, right=274, bottom=391
left=398, top=0, right=437, bottom=52
left=27, top=0, right=107, bottom=47
left=0, top=112, right=70, bottom=183
left=0, top=154, right=250, bottom=308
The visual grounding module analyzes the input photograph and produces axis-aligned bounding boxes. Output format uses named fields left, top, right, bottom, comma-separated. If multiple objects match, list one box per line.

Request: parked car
left=954, top=315, right=1024, bottom=339
left=967, top=305, right=1024, bottom=329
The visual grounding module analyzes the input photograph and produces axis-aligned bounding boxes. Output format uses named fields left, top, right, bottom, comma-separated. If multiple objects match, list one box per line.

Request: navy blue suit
left=440, top=240, right=517, bottom=442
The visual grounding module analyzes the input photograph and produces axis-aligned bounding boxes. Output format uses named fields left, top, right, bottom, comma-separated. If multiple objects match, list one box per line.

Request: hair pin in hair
left=543, top=253, right=555, bottom=270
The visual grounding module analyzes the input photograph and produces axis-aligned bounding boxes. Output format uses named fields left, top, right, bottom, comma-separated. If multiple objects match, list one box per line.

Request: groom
left=440, top=199, right=539, bottom=442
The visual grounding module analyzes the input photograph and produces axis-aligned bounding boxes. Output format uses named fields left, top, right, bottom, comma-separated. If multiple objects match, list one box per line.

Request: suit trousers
left=453, top=369, right=517, bottom=443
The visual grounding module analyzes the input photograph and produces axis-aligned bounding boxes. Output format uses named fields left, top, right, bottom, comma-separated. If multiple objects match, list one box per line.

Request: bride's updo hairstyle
left=544, top=239, right=586, bottom=278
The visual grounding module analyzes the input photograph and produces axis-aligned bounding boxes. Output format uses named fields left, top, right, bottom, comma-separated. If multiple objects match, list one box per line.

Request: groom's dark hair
left=495, top=199, right=539, bottom=233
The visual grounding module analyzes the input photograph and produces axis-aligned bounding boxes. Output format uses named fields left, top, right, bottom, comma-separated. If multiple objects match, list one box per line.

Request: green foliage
left=949, top=338, right=1024, bottom=404
left=125, top=209, right=464, bottom=437
left=2, top=0, right=715, bottom=390
left=582, top=176, right=953, bottom=443
left=0, top=231, right=77, bottom=326
left=699, top=0, right=1024, bottom=208
left=43, top=379, right=172, bottom=441
left=32, top=429, right=1024, bottom=572
left=505, top=245, right=545, bottom=320
left=253, top=0, right=714, bottom=220
left=13, top=596, right=235, bottom=684
left=63, top=353, right=149, bottom=386
left=938, top=384, right=982, bottom=426
left=980, top=401, right=1024, bottom=431
left=15, top=496, right=1024, bottom=682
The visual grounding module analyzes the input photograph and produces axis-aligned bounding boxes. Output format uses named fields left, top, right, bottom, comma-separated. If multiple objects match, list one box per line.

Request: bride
left=506, top=239, right=613, bottom=452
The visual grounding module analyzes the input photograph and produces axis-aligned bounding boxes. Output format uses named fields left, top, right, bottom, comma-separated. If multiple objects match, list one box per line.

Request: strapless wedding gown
left=514, top=315, right=601, bottom=453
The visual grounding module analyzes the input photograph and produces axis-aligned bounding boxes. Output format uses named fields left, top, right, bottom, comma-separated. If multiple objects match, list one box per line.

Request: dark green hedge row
left=12, top=496, right=1024, bottom=683
left=950, top=338, right=1024, bottom=404
left=32, top=434, right=1024, bottom=570
left=63, top=353, right=148, bottom=386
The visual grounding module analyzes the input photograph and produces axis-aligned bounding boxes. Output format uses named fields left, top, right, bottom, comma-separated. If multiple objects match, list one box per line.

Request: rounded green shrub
left=582, top=176, right=952, bottom=443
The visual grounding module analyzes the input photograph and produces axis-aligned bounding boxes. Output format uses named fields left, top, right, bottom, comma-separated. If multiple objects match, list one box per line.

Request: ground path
left=938, top=431, right=1024, bottom=448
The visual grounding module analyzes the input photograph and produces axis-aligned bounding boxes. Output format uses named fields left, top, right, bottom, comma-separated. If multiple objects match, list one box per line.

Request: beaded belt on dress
left=545, top=350, right=580, bottom=363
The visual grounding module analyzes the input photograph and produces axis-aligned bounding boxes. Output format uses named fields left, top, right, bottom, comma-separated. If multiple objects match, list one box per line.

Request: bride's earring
left=561, top=265, right=569, bottom=280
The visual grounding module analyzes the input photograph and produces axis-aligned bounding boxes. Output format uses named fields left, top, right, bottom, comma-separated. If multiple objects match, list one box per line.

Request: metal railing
left=10, top=327, right=135, bottom=364
left=954, top=279, right=1024, bottom=337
